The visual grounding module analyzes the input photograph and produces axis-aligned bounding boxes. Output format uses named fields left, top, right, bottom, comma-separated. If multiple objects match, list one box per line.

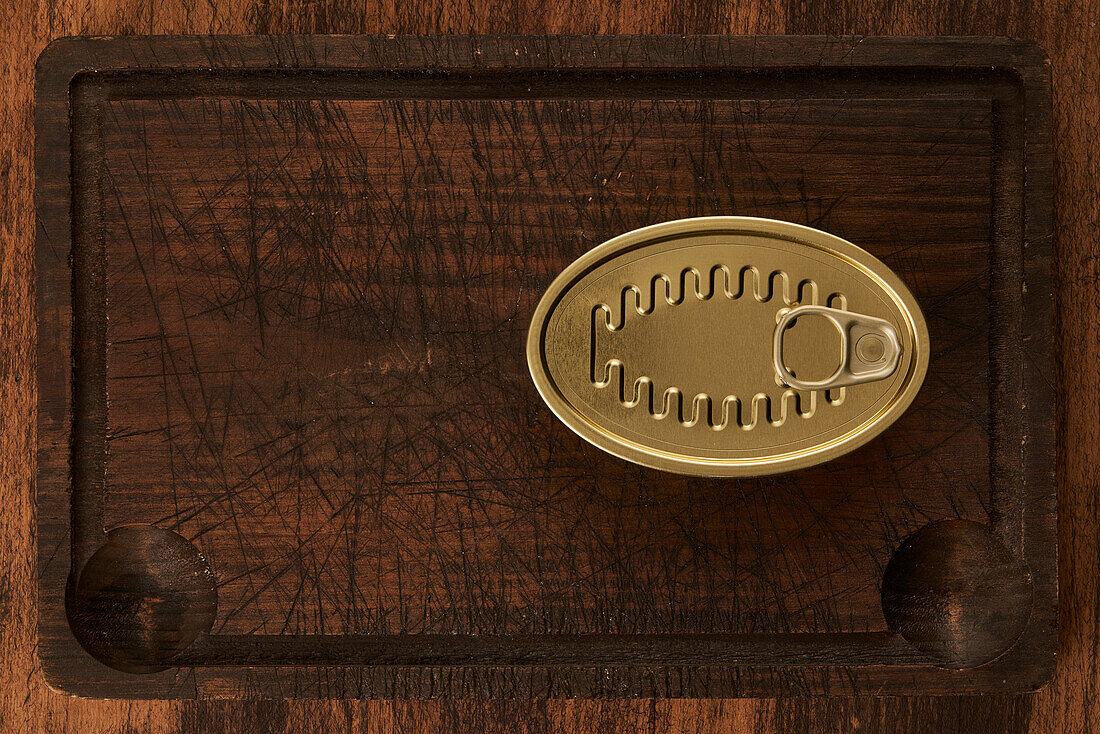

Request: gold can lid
left=527, top=217, right=929, bottom=477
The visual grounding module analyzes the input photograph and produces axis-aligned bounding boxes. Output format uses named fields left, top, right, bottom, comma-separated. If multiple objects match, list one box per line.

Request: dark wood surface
left=35, top=35, right=1054, bottom=698
left=1, top=3, right=1096, bottom=734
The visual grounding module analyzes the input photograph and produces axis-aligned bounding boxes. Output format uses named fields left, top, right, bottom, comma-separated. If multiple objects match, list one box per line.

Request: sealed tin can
left=527, top=217, right=929, bottom=476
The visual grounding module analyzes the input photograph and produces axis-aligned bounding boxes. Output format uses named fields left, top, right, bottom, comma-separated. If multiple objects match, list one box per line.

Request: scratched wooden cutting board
left=36, top=35, right=1055, bottom=698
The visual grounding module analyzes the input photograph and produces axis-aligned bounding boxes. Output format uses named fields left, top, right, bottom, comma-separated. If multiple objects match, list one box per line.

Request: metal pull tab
left=773, top=305, right=902, bottom=391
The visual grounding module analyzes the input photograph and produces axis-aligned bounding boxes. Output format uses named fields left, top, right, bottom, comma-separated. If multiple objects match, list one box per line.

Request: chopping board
left=35, top=35, right=1054, bottom=698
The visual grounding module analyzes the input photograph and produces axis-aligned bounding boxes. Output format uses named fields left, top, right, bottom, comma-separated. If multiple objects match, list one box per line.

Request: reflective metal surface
left=527, top=217, right=929, bottom=477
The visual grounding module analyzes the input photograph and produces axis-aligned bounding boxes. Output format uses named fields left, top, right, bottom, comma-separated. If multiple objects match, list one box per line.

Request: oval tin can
left=526, top=217, right=929, bottom=477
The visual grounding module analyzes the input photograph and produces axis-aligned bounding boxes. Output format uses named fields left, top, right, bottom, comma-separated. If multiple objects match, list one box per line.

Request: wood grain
left=34, top=35, right=1054, bottom=698
left=1, top=2, right=1096, bottom=734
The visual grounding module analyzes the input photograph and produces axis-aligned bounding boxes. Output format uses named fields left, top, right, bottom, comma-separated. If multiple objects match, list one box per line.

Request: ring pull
left=773, top=305, right=903, bottom=391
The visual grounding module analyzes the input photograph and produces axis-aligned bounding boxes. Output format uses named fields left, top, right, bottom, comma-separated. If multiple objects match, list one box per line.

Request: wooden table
left=2, top=1, right=1096, bottom=731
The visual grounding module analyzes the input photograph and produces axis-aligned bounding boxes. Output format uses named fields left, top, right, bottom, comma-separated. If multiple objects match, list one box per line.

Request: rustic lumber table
left=3, top=1, right=1098, bottom=732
